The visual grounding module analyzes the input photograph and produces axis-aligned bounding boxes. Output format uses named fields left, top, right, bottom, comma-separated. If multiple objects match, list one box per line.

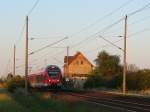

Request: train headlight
left=56, top=79, right=59, bottom=82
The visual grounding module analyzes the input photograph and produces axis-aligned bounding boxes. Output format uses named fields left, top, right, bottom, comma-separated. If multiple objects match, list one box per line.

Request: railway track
left=70, top=93, right=150, bottom=112
left=61, top=91, right=150, bottom=112
left=84, top=91, right=150, bottom=105
left=31, top=88, right=150, bottom=111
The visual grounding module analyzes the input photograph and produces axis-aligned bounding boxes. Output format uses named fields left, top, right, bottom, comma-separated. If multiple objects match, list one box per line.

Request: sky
left=0, top=0, right=150, bottom=77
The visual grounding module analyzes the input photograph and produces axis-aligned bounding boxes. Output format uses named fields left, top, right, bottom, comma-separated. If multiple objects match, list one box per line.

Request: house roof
left=64, top=56, right=74, bottom=63
left=64, top=51, right=93, bottom=67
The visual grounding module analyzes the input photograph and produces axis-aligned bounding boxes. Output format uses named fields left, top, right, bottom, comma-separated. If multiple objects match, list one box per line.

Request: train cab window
left=47, top=65, right=61, bottom=77
left=48, top=71, right=58, bottom=76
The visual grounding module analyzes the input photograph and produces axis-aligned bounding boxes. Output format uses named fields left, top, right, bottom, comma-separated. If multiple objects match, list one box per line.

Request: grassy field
left=0, top=88, right=120, bottom=112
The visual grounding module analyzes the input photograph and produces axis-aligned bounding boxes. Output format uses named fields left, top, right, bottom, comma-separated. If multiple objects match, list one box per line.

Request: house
left=64, top=51, right=93, bottom=77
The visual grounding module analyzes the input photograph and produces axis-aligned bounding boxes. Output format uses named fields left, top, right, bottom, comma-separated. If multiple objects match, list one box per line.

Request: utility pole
left=25, top=16, right=29, bottom=94
left=123, top=15, right=127, bottom=95
left=13, top=44, right=16, bottom=76
left=66, top=46, right=69, bottom=77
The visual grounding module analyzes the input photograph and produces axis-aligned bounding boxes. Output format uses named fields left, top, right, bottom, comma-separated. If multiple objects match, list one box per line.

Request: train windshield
left=47, top=65, right=61, bottom=77
left=48, top=71, right=59, bottom=76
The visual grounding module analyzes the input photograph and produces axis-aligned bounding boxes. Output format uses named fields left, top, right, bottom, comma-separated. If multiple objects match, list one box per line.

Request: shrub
left=84, top=74, right=104, bottom=89
left=106, top=74, right=122, bottom=89
left=127, top=70, right=150, bottom=90
left=6, top=75, right=25, bottom=92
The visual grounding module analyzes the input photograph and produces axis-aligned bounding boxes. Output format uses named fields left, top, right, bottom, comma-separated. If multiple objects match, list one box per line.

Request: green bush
left=84, top=68, right=123, bottom=89
left=84, top=74, right=104, bottom=89
left=106, top=74, right=122, bottom=89
left=127, top=70, right=150, bottom=90
left=6, top=75, right=25, bottom=92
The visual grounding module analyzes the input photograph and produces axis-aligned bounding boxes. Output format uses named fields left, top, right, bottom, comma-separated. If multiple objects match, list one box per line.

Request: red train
left=28, top=65, right=62, bottom=88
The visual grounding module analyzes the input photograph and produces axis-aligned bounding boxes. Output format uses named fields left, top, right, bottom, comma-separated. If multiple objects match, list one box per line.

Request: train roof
left=46, top=65, right=60, bottom=69
left=29, top=65, right=61, bottom=75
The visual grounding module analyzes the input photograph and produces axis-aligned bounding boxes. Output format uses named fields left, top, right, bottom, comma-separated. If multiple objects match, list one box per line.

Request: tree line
left=84, top=50, right=150, bottom=91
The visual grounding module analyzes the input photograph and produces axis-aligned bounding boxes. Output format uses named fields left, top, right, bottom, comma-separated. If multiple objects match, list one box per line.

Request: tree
left=6, top=75, right=25, bottom=92
left=127, top=64, right=139, bottom=72
left=127, top=70, right=150, bottom=90
left=95, top=50, right=121, bottom=77
left=0, top=78, right=3, bottom=83
left=84, top=70, right=105, bottom=88
left=7, top=73, right=13, bottom=81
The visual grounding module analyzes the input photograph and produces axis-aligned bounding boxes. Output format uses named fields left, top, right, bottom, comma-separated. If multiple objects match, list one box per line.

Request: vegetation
left=95, top=50, right=122, bottom=77
left=84, top=50, right=150, bottom=91
left=0, top=78, right=5, bottom=88
left=127, top=69, right=150, bottom=90
left=0, top=88, right=117, bottom=112
left=5, top=75, right=25, bottom=92
left=84, top=71, right=104, bottom=88
left=84, top=51, right=122, bottom=89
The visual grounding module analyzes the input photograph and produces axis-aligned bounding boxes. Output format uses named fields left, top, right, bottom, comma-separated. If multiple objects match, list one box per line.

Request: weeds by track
left=53, top=89, right=150, bottom=112
left=30, top=88, right=150, bottom=112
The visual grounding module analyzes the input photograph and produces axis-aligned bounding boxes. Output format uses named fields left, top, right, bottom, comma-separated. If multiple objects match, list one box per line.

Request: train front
left=45, top=65, right=62, bottom=88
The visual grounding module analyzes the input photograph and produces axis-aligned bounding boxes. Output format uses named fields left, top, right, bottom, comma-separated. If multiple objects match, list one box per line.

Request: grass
left=0, top=88, right=121, bottom=112
left=0, top=88, right=28, bottom=112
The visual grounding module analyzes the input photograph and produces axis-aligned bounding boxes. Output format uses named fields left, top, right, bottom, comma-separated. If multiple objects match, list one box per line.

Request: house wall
left=64, top=54, right=92, bottom=76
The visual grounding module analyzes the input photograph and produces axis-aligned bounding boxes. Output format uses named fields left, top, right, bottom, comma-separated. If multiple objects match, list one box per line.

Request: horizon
left=0, top=0, right=150, bottom=77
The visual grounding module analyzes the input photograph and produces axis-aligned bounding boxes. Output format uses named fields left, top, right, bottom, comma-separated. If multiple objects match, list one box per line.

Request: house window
left=76, top=61, right=79, bottom=65
left=81, top=60, right=83, bottom=65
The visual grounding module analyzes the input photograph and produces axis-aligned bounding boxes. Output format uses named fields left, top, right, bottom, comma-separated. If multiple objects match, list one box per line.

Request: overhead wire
left=4, top=58, right=11, bottom=76
left=31, top=0, right=141, bottom=66
left=85, top=26, right=150, bottom=54
left=21, top=1, right=150, bottom=71
left=47, top=0, right=135, bottom=59
left=15, top=22, right=25, bottom=45
left=3, top=44, right=13, bottom=76
left=128, top=2, right=150, bottom=17
left=15, top=0, right=40, bottom=75
left=104, top=11, right=150, bottom=37
left=69, top=1, right=150, bottom=53
left=30, top=48, right=66, bottom=65
left=69, top=0, right=135, bottom=38
left=30, top=46, right=66, bottom=61
left=15, top=0, right=40, bottom=46
left=71, top=2, right=150, bottom=49
left=28, top=40, right=67, bottom=68
left=27, top=0, right=40, bottom=16
left=71, top=17, right=124, bottom=49
left=29, top=1, right=150, bottom=68
left=29, top=37, right=68, bottom=55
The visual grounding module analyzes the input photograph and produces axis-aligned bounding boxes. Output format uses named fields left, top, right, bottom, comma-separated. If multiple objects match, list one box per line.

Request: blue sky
left=0, top=0, right=150, bottom=77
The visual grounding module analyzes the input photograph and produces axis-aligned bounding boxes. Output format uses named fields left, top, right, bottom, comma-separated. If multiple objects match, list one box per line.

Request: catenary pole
left=13, top=44, right=16, bottom=76
left=66, top=46, right=69, bottom=77
left=25, top=16, right=29, bottom=94
left=123, top=15, right=127, bottom=95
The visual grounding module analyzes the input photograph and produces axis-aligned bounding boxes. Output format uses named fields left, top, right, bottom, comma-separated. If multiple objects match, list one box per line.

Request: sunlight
left=0, top=93, right=11, bottom=101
